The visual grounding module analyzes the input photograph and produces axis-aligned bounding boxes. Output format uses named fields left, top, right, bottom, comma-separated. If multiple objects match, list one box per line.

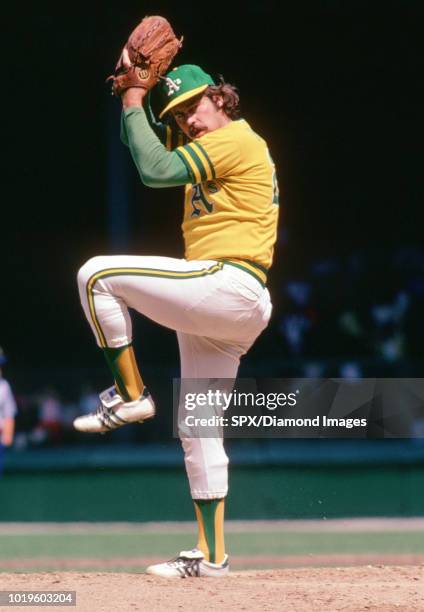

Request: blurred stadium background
left=1, top=0, right=423, bottom=566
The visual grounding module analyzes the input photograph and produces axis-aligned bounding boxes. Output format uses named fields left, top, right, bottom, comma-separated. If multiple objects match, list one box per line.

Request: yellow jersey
left=175, top=119, right=279, bottom=281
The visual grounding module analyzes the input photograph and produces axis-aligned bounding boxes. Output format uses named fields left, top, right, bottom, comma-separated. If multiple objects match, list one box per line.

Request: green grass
left=0, top=530, right=423, bottom=561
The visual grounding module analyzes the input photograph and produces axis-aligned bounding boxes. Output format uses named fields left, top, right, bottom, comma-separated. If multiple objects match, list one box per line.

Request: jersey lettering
left=190, top=184, right=214, bottom=217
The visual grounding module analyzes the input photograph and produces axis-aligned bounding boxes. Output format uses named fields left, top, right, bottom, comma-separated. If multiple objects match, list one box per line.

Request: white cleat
left=73, top=385, right=155, bottom=433
left=146, top=549, right=229, bottom=578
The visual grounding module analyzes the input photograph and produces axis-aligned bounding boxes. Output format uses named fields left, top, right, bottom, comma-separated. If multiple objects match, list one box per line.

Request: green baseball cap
left=158, top=64, right=215, bottom=118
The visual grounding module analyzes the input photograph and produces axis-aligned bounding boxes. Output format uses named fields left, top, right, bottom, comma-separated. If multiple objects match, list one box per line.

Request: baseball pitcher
left=74, top=16, right=279, bottom=578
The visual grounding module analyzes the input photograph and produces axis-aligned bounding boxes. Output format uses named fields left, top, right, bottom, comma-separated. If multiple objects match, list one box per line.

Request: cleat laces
left=167, top=555, right=201, bottom=578
left=94, top=402, right=127, bottom=430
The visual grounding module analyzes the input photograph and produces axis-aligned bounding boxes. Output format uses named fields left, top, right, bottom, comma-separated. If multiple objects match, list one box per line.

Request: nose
left=186, top=113, right=196, bottom=126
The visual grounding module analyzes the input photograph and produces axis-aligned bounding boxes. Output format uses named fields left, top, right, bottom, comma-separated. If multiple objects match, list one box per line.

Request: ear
left=212, top=95, right=224, bottom=109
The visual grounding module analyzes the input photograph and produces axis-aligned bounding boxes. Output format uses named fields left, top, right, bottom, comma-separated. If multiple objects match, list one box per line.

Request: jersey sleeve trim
left=191, top=142, right=216, bottom=179
left=175, top=146, right=203, bottom=183
left=185, top=144, right=209, bottom=181
left=175, top=143, right=214, bottom=183
left=175, top=148, right=197, bottom=183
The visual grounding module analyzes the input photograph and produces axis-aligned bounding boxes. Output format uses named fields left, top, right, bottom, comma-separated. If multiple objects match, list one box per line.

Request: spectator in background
left=0, top=347, right=17, bottom=475
left=78, top=384, right=99, bottom=415
left=31, top=387, right=63, bottom=446
left=278, top=279, right=314, bottom=357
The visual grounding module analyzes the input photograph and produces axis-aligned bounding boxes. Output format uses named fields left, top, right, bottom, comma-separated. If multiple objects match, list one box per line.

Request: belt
left=219, top=259, right=268, bottom=287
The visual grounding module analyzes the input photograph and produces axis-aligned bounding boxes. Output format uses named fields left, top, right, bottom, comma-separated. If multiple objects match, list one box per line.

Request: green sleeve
left=123, top=107, right=191, bottom=188
left=121, top=93, right=183, bottom=150
left=120, top=112, right=130, bottom=146
left=144, top=92, right=169, bottom=145
left=120, top=94, right=168, bottom=147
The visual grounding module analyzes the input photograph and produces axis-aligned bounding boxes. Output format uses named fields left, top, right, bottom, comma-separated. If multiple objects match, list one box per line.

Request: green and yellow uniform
left=113, top=66, right=280, bottom=567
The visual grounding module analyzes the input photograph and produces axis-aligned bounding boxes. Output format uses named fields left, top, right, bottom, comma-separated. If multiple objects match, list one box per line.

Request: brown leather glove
left=108, top=16, right=183, bottom=96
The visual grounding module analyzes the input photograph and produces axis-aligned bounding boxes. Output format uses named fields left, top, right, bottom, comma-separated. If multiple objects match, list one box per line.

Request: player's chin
left=191, top=129, right=207, bottom=139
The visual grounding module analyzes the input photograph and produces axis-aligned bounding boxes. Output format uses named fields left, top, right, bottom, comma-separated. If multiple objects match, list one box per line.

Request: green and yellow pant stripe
left=84, top=262, right=224, bottom=348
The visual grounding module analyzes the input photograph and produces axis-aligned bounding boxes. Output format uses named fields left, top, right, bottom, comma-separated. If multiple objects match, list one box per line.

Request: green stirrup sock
left=194, top=499, right=225, bottom=564
left=102, top=346, right=133, bottom=402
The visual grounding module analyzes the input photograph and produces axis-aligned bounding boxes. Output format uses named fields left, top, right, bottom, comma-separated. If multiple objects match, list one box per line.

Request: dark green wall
left=1, top=464, right=423, bottom=521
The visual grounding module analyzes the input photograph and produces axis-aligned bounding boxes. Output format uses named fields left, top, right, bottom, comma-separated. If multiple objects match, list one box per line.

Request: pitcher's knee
left=180, top=437, right=229, bottom=471
left=77, top=256, right=105, bottom=290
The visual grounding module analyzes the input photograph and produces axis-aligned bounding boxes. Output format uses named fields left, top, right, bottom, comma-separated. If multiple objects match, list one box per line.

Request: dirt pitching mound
left=1, top=565, right=424, bottom=611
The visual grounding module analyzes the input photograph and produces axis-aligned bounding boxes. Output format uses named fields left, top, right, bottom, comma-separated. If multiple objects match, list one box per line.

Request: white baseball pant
left=77, top=255, right=272, bottom=499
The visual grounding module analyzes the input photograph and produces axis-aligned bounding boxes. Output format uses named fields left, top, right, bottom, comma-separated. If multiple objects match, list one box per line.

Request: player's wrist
left=121, top=87, right=148, bottom=109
